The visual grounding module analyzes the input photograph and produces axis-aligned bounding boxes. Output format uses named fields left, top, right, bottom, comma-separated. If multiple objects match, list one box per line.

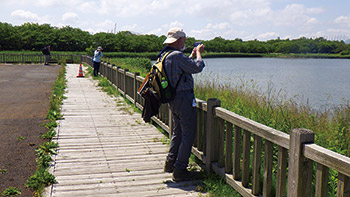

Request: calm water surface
left=196, top=58, right=350, bottom=109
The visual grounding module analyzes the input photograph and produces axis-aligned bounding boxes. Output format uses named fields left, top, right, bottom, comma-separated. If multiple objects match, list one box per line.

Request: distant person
left=42, top=45, right=51, bottom=65
left=93, top=46, right=103, bottom=76
left=161, top=27, right=205, bottom=182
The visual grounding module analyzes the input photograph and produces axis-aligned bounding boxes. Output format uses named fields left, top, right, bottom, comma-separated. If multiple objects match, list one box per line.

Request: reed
left=194, top=73, right=350, bottom=157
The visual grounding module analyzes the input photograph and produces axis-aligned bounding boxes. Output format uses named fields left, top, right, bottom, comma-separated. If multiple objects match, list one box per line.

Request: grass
left=16, top=136, right=26, bottom=141
left=194, top=73, right=349, bottom=196
left=25, top=61, right=66, bottom=196
left=101, top=57, right=152, bottom=77
left=1, top=187, right=21, bottom=196
left=194, top=73, right=350, bottom=157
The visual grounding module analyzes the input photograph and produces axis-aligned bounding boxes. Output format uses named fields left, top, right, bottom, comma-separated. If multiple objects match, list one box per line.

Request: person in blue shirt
left=93, top=46, right=103, bottom=76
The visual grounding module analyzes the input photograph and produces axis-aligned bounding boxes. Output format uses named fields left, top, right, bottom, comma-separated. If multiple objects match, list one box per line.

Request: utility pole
left=114, top=23, right=117, bottom=34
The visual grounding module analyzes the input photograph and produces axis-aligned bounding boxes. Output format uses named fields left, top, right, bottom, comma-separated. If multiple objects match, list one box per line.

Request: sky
left=1, top=0, right=350, bottom=41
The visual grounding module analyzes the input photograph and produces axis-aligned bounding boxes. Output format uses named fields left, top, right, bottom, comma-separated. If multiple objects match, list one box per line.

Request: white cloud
left=334, top=16, right=350, bottom=27
left=257, top=32, right=280, bottom=40
left=11, top=9, right=39, bottom=22
left=62, top=12, right=80, bottom=24
left=272, top=4, right=322, bottom=29
left=148, top=21, right=184, bottom=36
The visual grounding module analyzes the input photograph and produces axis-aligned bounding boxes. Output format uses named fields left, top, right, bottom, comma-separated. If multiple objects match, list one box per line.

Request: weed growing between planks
left=25, top=62, right=66, bottom=196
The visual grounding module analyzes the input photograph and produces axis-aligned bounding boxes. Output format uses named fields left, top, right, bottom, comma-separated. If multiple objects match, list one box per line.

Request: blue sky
left=0, top=0, right=349, bottom=41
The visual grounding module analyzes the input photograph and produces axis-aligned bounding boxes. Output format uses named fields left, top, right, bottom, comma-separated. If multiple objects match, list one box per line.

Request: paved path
left=48, top=64, right=203, bottom=196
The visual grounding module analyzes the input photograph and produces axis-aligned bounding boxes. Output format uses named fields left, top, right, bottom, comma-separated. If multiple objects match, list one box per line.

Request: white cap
left=163, top=27, right=186, bottom=44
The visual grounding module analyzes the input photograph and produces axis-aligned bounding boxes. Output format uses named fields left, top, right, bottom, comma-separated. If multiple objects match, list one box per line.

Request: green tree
left=0, top=22, right=20, bottom=50
left=55, top=26, right=91, bottom=51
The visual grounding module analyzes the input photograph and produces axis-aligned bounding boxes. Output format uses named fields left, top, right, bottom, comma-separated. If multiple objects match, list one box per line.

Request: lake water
left=195, top=58, right=350, bottom=109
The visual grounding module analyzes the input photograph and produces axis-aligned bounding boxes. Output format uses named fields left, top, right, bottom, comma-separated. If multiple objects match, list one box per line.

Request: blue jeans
left=167, top=90, right=197, bottom=170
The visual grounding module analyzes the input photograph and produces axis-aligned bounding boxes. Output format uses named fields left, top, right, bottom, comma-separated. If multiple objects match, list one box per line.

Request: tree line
left=1, top=22, right=350, bottom=55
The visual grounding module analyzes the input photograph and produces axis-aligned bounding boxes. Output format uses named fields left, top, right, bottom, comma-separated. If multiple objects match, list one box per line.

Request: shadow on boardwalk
left=47, top=64, right=205, bottom=197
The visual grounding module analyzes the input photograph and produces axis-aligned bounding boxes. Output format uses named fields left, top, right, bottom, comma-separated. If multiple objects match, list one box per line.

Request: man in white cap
left=161, top=27, right=205, bottom=182
left=93, top=46, right=103, bottom=76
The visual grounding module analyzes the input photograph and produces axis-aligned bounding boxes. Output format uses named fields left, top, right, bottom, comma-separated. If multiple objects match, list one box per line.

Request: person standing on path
left=161, top=27, right=205, bottom=182
left=93, top=46, right=103, bottom=76
left=42, top=45, right=51, bottom=65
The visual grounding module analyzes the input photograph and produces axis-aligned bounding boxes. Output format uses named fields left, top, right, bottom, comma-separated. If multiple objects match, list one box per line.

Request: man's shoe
left=164, top=159, right=175, bottom=173
left=172, top=168, right=195, bottom=182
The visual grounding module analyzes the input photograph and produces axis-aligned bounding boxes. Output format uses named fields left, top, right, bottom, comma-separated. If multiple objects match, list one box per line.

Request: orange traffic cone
left=76, top=64, right=84, bottom=78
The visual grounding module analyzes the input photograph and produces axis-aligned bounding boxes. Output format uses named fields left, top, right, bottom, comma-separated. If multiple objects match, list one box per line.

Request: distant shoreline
left=1, top=51, right=350, bottom=59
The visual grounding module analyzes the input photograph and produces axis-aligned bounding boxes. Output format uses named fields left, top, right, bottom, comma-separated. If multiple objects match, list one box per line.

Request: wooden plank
left=276, top=146, right=287, bottom=197
left=195, top=106, right=202, bottom=150
left=315, top=163, right=329, bottom=197
left=304, top=144, right=350, bottom=177
left=218, top=118, right=225, bottom=168
left=252, top=135, right=262, bottom=195
left=287, top=128, right=315, bottom=197
left=215, top=107, right=290, bottom=149
left=205, top=99, right=221, bottom=172
left=192, top=147, right=205, bottom=162
left=225, top=122, right=233, bottom=174
left=242, top=129, right=250, bottom=187
left=233, top=125, right=242, bottom=180
left=263, top=140, right=273, bottom=197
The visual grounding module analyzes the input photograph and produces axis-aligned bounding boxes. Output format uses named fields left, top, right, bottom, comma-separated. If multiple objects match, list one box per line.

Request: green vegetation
left=194, top=74, right=350, bottom=157
left=26, top=62, right=66, bottom=196
left=102, top=57, right=152, bottom=77
left=1, top=187, right=21, bottom=196
left=1, top=22, right=350, bottom=58
left=0, top=169, right=7, bottom=174
left=16, top=136, right=26, bottom=141
left=194, top=74, right=348, bottom=197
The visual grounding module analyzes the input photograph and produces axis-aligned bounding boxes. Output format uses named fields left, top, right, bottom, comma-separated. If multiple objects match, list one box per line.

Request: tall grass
left=194, top=73, right=349, bottom=196
left=102, top=57, right=152, bottom=77
left=194, top=73, right=350, bottom=157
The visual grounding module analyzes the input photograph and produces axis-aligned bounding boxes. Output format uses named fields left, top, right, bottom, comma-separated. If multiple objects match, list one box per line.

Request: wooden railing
left=62, top=55, right=350, bottom=196
left=0, top=53, right=82, bottom=64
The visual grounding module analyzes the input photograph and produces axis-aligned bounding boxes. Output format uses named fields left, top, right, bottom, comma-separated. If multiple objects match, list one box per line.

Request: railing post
left=134, top=72, right=140, bottom=105
left=205, top=98, right=221, bottom=172
left=21, top=54, right=24, bottom=64
left=116, top=66, right=121, bottom=89
left=123, top=69, right=129, bottom=96
left=169, top=109, right=173, bottom=139
left=287, top=128, right=314, bottom=197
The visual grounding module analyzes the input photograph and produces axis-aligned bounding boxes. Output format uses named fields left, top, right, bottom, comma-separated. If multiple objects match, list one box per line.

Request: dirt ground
left=0, top=64, right=61, bottom=196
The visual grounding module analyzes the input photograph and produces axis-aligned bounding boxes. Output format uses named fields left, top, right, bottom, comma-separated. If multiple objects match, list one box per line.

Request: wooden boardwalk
left=46, top=64, right=203, bottom=197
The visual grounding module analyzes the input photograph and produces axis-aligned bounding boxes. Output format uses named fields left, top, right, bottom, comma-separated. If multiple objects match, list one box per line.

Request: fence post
left=205, top=98, right=221, bottom=172
left=116, top=66, right=121, bottom=89
left=123, top=69, right=129, bottom=96
left=22, top=54, right=24, bottom=64
left=134, top=72, right=140, bottom=105
left=287, top=128, right=314, bottom=197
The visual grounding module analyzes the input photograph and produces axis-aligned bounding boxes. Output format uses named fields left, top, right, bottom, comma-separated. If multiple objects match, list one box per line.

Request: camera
left=193, top=42, right=202, bottom=47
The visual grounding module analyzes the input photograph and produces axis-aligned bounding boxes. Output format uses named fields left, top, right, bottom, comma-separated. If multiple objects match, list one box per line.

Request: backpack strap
left=160, top=50, right=184, bottom=90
